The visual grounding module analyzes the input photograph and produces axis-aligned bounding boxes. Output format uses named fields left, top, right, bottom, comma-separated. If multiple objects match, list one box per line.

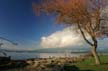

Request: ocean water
left=4, top=52, right=87, bottom=60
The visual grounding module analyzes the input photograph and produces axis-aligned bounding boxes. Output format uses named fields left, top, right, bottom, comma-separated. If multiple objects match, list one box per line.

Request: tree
left=33, top=0, right=108, bottom=65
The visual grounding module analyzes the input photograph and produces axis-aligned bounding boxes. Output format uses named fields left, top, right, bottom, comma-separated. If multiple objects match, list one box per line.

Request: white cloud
left=0, top=40, right=38, bottom=50
left=41, top=26, right=85, bottom=48
left=40, top=6, right=108, bottom=49
left=0, top=40, right=18, bottom=50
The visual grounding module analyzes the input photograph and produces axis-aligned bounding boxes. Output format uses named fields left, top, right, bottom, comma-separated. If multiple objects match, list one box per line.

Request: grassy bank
left=63, top=55, right=108, bottom=71
left=3, top=55, right=108, bottom=71
left=74, top=55, right=108, bottom=71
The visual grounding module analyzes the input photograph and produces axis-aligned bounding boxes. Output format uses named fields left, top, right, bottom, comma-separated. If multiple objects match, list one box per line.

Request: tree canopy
left=33, top=0, right=108, bottom=64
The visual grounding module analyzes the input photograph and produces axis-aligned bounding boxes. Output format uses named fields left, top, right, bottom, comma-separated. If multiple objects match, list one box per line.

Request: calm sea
left=1, top=52, right=107, bottom=60
left=4, top=52, right=87, bottom=60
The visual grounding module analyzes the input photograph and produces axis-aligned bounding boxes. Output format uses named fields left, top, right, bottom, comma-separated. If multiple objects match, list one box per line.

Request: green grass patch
left=73, top=55, right=108, bottom=71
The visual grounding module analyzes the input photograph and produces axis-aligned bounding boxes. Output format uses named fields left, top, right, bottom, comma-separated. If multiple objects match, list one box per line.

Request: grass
left=64, top=55, right=108, bottom=71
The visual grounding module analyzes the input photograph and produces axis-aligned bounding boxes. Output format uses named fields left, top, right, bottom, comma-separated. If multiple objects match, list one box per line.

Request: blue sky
left=0, top=0, right=108, bottom=50
left=0, top=0, right=64, bottom=49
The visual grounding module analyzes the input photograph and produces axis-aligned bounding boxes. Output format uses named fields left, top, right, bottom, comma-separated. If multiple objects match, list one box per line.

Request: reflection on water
left=5, top=52, right=87, bottom=60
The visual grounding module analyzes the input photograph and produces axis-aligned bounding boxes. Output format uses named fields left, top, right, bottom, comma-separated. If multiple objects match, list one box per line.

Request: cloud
left=0, top=40, right=39, bottom=50
left=0, top=40, right=18, bottom=50
left=40, top=26, right=86, bottom=48
left=40, top=6, right=108, bottom=49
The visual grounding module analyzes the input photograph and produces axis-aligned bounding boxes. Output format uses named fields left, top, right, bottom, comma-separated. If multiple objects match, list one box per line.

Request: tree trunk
left=77, top=23, right=101, bottom=64
left=91, top=45, right=101, bottom=65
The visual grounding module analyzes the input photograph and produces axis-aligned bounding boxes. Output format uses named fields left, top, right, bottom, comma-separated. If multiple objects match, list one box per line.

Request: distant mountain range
left=0, top=47, right=108, bottom=53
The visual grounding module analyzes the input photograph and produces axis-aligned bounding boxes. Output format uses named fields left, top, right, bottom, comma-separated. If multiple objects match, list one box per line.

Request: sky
left=0, top=0, right=65, bottom=50
left=0, top=0, right=108, bottom=50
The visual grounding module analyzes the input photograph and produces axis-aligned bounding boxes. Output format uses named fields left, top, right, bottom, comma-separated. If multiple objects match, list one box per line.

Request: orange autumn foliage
left=33, top=0, right=108, bottom=64
left=33, top=0, right=108, bottom=38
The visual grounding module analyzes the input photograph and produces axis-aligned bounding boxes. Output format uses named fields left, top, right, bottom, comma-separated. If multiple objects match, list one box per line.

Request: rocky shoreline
left=0, top=53, right=92, bottom=71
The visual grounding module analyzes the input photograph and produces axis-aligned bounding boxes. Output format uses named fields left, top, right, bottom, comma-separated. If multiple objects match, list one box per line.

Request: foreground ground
left=1, top=55, right=108, bottom=71
left=75, top=55, right=108, bottom=71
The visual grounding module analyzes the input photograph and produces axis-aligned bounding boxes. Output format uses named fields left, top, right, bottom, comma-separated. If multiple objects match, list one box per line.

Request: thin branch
left=78, top=23, right=93, bottom=46
left=93, top=18, right=105, bottom=31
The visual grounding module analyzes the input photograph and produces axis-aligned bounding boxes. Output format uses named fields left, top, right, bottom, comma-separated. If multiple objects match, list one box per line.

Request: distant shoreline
left=1, top=52, right=107, bottom=60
